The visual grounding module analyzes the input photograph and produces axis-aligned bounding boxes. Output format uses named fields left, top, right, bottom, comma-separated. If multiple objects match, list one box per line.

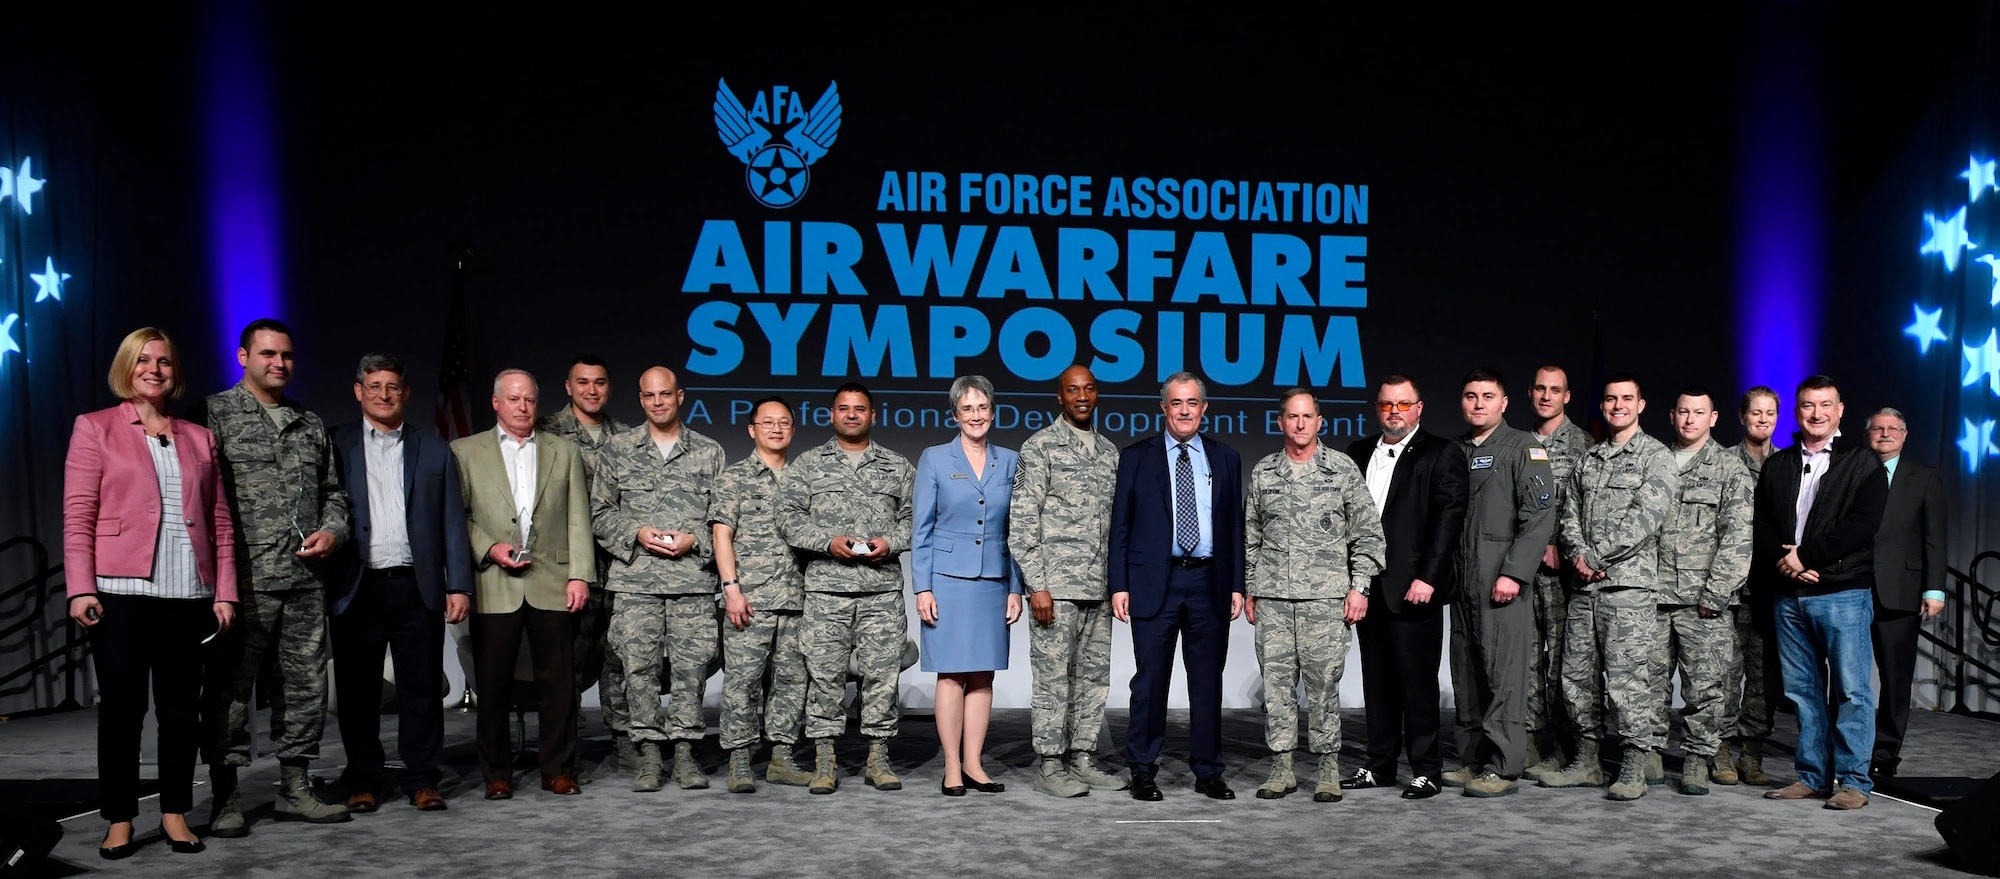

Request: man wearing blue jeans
left=1749, top=375, right=1887, bottom=811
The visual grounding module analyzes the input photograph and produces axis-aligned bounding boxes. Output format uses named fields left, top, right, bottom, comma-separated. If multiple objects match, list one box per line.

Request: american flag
left=435, top=249, right=474, bottom=440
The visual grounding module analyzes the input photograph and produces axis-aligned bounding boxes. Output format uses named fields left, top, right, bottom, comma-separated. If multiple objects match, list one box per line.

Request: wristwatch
left=1354, top=583, right=1371, bottom=597
left=721, top=578, right=740, bottom=589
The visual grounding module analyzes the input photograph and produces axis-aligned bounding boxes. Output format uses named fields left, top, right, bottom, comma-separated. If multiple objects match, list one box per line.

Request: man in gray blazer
left=452, top=369, right=595, bottom=799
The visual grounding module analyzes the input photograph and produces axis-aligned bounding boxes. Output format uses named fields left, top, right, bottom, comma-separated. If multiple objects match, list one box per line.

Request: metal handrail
left=0, top=536, right=84, bottom=712
left=1935, top=551, right=2000, bottom=717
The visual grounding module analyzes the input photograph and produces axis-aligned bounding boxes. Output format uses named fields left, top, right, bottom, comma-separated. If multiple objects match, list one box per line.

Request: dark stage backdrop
left=3, top=4, right=1995, bottom=712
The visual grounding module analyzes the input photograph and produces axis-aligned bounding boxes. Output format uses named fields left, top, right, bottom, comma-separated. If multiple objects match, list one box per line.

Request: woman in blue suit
left=913, top=374, right=1024, bottom=796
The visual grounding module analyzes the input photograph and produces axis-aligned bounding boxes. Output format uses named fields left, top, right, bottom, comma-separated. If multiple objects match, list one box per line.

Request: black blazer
left=1873, top=459, right=1947, bottom=613
left=1346, top=428, right=1469, bottom=612
left=331, top=422, right=474, bottom=615
left=1108, top=432, right=1246, bottom=619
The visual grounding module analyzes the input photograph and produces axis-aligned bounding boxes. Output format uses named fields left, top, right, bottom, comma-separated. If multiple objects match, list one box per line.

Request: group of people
left=61, top=318, right=1947, bottom=862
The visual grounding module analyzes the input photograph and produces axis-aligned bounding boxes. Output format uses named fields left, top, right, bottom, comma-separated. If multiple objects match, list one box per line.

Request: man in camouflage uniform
left=1447, top=368, right=1556, bottom=798
left=537, top=354, right=634, bottom=778
left=1653, top=386, right=1754, bottom=795
left=1724, top=385, right=1780, bottom=784
left=1011, top=366, right=1125, bottom=798
left=1541, top=373, right=1678, bottom=801
left=1244, top=389, right=1385, bottom=802
left=590, top=367, right=725, bottom=792
left=1523, top=365, right=1594, bottom=780
left=194, top=318, right=353, bottom=834
left=778, top=382, right=916, bottom=795
left=709, top=396, right=812, bottom=792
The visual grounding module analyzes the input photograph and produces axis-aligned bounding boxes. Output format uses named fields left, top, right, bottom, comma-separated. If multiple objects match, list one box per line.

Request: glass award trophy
left=510, top=507, right=532, bottom=564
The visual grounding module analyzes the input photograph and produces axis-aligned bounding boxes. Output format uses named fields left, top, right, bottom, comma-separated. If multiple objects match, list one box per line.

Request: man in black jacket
left=1863, top=407, right=1947, bottom=779
left=1342, top=375, right=1469, bottom=799
left=1751, top=375, right=1887, bottom=811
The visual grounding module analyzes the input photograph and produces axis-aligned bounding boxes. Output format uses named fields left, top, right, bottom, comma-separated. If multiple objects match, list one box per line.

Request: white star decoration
left=1959, top=418, right=2000, bottom=473
left=0, top=313, right=19, bottom=359
left=0, top=157, right=44, bottom=215
left=1979, top=254, right=2000, bottom=306
left=1922, top=206, right=1975, bottom=272
left=29, top=256, right=69, bottom=303
left=1964, top=155, right=1999, bottom=203
left=1904, top=303, right=1949, bottom=355
left=1966, top=329, right=2000, bottom=396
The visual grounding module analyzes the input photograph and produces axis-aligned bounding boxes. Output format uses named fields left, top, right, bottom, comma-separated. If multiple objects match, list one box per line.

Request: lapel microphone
left=155, top=432, right=171, bottom=448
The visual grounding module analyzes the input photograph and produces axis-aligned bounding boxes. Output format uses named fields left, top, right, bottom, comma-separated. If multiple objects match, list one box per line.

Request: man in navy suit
left=1110, top=371, right=1246, bottom=801
left=330, top=353, right=474, bottom=812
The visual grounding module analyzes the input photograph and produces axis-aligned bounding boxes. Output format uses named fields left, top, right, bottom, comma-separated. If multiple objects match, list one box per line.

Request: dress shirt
left=96, top=429, right=207, bottom=599
left=498, top=427, right=538, bottom=546
left=1794, top=437, right=1833, bottom=544
left=1366, top=427, right=1415, bottom=514
left=1883, top=455, right=1899, bottom=486
left=364, top=423, right=413, bottom=568
left=1165, top=433, right=1214, bottom=558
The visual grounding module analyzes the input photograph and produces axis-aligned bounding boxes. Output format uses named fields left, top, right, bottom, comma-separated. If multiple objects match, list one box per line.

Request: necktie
left=1175, top=443, right=1198, bottom=554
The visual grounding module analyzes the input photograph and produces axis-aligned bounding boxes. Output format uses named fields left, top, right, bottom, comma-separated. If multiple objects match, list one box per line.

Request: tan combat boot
left=274, top=765, right=352, bottom=824
left=632, top=741, right=664, bottom=792
left=1644, top=750, right=1666, bottom=787
left=1256, top=751, right=1296, bottom=799
left=672, top=741, right=709, bottom=790
left=727, top=748, right=756, bottom=794
left=611, top=733, right=640, bottom=775
left=208, top=765, right=247, bottom=838
left=765, top=742, right=814, bottom=786
left=1681, top=755, right=1710, bottom=795
left=809, top=739, right=838, bottom=795
left=1441, top=765, right=1481, bottom=788
left=1313, top=756, right=1342, bottom=803
left=1739, top=740, right=1771, bottom=785
left=1067, top=750, right=1127, bottom=791
left=862, top=740, right=901, bottom=790
left=1536, top=738, right=1604, bottom=788
left=1606, top=748, right=1648, bottom=801
left=1521, top=736, right=1560, bottom=782
left=1035, top=757, right=1088, bottom=798
left=1709, top=744, right=1740, bottom=785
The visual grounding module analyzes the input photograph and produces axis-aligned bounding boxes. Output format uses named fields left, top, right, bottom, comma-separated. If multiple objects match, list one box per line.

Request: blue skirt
left=918, top=574, right=1011, bottom=673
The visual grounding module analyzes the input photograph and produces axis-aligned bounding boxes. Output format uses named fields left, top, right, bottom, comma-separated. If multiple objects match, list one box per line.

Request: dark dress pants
left=333, top=568, right=446, bottom=795
left=1869, top=604, right=1921, bottom=771
left=471, top=603, right=575, bottom=782
left=1356, top=597, right=1445, bottom=780
left=1124, top=563, right=1228, bottom=780
left=91, top=593, right=210, bottom=821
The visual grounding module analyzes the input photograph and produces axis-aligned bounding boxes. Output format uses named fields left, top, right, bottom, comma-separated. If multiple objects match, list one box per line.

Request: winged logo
left=714, top=79, right=841, bottom=208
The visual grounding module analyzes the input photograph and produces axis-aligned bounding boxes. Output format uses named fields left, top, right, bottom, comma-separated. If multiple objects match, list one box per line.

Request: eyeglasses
left=956, top=403, right=993, bottom=415
left=361, top=383, right=405, bottom=398
left=753, top=419, right=794, bottom=430
left=1866, top=425, right=1906, bottom=434
left=1374, top=401, right=1418, bottom=413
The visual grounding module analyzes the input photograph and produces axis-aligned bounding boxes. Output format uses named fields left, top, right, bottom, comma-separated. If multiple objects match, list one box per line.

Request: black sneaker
left=1401, top=776, right=1441, bottom=799
left=1340, top=768, right=1392, bottom=790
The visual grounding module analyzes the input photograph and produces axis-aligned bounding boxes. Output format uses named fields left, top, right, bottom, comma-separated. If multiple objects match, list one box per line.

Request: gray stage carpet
left=1, top=704, right=1993, bottom=878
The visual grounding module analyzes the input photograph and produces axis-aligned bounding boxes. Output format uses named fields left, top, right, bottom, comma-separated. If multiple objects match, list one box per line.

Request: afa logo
left=713, top=79, right=841, bottom=209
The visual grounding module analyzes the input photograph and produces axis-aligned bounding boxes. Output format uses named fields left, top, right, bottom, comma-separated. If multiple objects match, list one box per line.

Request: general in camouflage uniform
left=1653, top=417, right=1754, bottom=794
left=1243, top=417, right=1384, bottom=803
left=1526, top=406, right=1593, bottom=778
left=538, top=392, right=634, bottom=764
left=591, top=374, right=725, bottom=792
left=194, top=319, right=354, bottom=832
left=709, top=438, right=812, bottom=792
left=1545, top=380, right=1677, bottom=801
left=777, top=387, right=915, bottom=794
left=1447, top=369, right=1557, bottom=798
left=1011, top=366, right=1125, bottom=799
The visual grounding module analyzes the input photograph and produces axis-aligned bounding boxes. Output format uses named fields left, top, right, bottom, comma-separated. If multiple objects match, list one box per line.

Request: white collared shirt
left=498, top=426, right=538, bottom=546
left=364, top=423, right=413, bottom=568
left=1164, top=433, right=1214, bottom=558
left=1794, top=435, right=1836, bottom=544
left=1366, top=426, right=1415, bottom=515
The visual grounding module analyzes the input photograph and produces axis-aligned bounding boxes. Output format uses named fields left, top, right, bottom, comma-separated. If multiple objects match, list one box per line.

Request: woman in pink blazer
left=63, top=328, right=236, bottom=859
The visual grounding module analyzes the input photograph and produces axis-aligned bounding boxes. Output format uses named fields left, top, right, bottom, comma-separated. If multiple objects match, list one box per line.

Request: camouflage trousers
left=202, top=588, right=328, bottom=765
left=610, top=593, right=719, bottom=743
left=718, top=610, right=807, bottom=751
left=1650, top=604, right=1736, bottom=757
left=1252, top=597, right=1349, bottom=754
left=1561, top=586, right=1664, bottom=750
left=802, top=591, right=904, bottom=741
left=1527, top=566, right=1569, bottom=736
left=1727, top=601, right=1777, bottom=741
left=573, top=586, right=629, bottom=734
left=1029, top=598, right=1113, bottom=757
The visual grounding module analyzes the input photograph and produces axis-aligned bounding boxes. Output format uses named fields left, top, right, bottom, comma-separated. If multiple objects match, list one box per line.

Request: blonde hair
left=107, top=327, right=184, bottom=401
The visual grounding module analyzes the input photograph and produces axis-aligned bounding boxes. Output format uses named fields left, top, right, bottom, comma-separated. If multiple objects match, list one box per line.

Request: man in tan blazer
left=453, top=368, right=595, bottom=798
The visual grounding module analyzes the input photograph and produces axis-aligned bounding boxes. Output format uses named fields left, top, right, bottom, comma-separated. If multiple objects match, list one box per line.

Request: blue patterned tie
left=1175, top=442, right=1198, bottom=555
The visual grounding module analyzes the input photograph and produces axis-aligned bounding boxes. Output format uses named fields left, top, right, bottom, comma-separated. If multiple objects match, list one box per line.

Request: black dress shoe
left=1194, top=775, right=1236, bottom=800
left=160, top=825, right=207, bottom=854
left=941, top=780, right=967, bottom=797
left=966, top=778, right=1005, bottom=793
left=1401, top=776, right=1441, bottom=799
left=99, top=841, right=138, bottom=861
left=1340, top=768, right=1393, bottom=790
left=1129, top=772, right=1164, bottom=801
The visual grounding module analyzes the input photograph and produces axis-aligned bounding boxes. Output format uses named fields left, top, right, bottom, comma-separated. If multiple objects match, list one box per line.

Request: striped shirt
left=96, top=432, right=211, bottom=599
